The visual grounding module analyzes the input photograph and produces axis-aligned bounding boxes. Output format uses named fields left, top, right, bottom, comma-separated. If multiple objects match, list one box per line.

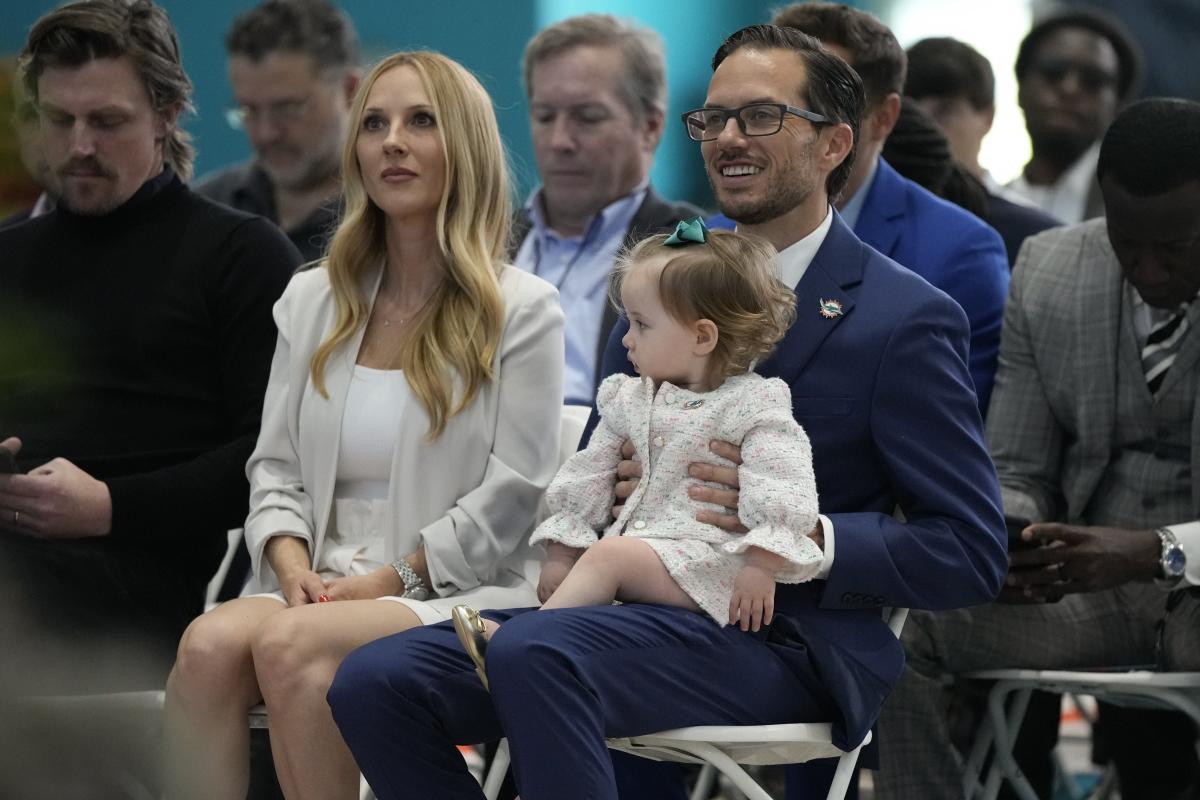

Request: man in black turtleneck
left=0, top=0, right=299, bottom=694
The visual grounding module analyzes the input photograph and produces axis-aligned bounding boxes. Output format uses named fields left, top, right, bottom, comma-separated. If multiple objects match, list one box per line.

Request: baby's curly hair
left=611, top=228, right=796, bottom=383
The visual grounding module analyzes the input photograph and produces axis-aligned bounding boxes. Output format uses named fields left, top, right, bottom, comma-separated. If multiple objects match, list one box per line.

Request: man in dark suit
left=710, top=3, right=1009, bottom=414
left=326, top=24, right=1006, bottom=800
left=512, top=14, right=699, bottom=406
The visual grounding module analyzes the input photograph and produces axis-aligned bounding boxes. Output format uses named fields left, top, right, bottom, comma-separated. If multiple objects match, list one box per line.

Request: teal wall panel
left=3, top=1, right=875, bottom=209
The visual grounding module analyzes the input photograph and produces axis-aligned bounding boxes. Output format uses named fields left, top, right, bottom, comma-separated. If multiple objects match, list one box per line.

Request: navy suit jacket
left=984, top=190, right=1061, bottom=269
left=843, top=159, right=1008, bottom=412
left=591, top=212, right=1006, bottom=748
left=711, top=159, right=1009, bottom=413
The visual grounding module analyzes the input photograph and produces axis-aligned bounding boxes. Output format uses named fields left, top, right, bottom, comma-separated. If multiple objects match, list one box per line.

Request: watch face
left=1165, top=546, right=1187, bottom=578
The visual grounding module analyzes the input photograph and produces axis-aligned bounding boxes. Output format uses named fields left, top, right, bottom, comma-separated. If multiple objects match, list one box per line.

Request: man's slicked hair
left=1015, top=8, right=1143, bottom=103
left=712, top=24, right=865, bottom=201
left=1097, top=98, right=1200, bottom=197
left=905, top=37, right=995, bottom=112
left=20, top=0, right=195, bottom=179
left=522, top=13, right=666, bottom=120
left=771, top=2, right=906, bottom=109
left=225, top=0, right=359, bottom=73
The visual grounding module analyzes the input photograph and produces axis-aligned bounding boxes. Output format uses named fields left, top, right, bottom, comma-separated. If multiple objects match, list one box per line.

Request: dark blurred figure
left=0, top=61, right=55, bottom=226
left=905, top=37, right=1016, bottom=196
left=1066, top=0, right=1200, bottom=101
left=881, top=100, right=988, bottom=218
left=902, top=36, right=1064, bottom=267
left=1007, top=8, right=1143, bottom=222
left=195, top=0, right=359, bottom=262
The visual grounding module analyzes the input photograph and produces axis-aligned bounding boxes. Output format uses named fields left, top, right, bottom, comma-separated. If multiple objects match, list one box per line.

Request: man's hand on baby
left=611, top=439, right=642, bottom=519
left=691, top=440, right=748, bottom=534
left=729, top=563, right=775, bottom=632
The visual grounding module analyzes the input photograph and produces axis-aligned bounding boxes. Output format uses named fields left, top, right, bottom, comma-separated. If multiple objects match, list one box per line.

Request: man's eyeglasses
left=681, top=103, right=831, bottom=142
left=1031, top=59, right=1118, bottom=94
left=225, top=97, right=310, bottom=130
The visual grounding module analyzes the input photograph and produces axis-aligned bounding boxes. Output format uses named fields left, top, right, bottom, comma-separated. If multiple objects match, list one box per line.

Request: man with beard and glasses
left=326, top=25, right=1005, bottom=800
left=0, top=0, right=298, bottom=702
left=709, top=2, right=1009, bottom=415
left=196, top=0, right=358, bottom=262
left=1007, top=8, right=1143, bottom=224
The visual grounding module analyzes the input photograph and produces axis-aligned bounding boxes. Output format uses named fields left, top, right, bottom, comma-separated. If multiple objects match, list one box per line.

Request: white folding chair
left=961, top=668, right=1200, bottom=800
left=482, top=607, right=909, bottom=800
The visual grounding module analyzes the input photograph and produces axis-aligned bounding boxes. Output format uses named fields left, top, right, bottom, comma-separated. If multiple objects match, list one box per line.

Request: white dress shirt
left=742, top=206, right=839, bottom=578
left=1007, top=142, right=1100, bottom=224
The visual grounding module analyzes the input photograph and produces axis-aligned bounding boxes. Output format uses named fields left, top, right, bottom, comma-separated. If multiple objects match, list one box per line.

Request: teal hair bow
left=664, top=216, right=708, bottom=246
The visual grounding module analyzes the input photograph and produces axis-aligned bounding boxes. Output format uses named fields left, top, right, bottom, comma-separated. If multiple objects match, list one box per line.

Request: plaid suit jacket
left=986, top=218, right=1200, bottom=524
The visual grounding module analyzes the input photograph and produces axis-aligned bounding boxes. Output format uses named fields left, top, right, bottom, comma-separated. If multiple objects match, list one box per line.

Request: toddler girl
left=454, top=219, right=823, bottom=687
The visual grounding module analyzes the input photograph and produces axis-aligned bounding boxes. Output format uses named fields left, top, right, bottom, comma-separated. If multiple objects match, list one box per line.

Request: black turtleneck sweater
left=0, top=169, right=300, bottom=588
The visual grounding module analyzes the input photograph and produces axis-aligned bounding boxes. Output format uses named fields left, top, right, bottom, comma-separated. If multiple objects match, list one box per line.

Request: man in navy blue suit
left=327, top=25, right=1006, bottom=800
left=710, top=3, right=1009, bottom=415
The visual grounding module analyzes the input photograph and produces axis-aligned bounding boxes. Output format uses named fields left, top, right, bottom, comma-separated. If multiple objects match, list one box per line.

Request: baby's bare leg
left=541, top=536, right=700, bottom=612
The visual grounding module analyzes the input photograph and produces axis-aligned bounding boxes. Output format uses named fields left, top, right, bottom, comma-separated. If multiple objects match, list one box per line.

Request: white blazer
left=243, top=262, right=565, bottom=599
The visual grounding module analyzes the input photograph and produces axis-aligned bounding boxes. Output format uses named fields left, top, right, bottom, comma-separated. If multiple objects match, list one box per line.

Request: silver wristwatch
left=392, top=557, right=431, bottom=600
left=1156, top=527, right=1187, bottom=587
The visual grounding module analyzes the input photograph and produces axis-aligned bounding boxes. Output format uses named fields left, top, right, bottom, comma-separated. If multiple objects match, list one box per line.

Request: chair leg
left=482, top=739, right=510, bottom=800
left=963, top=705, right=995, bottom=800
left=984, top=684, right=1041, bottom=800
left=825, top=747, right=864, bottom=800
left=690, top=764, right=717, bottom=800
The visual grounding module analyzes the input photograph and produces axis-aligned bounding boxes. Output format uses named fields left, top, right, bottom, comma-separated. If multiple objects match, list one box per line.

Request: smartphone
left=1005, top=515, right=1035, bottom=551
left=0, top=448, right=20, bottom=475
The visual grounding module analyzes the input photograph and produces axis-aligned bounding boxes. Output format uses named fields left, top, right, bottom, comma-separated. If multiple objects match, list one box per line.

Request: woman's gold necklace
left=378, top=288, right=437, bottom=327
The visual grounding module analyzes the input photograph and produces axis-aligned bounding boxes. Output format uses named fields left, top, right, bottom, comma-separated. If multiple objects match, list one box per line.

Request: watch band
left=391, top=557, right=431, bottom=600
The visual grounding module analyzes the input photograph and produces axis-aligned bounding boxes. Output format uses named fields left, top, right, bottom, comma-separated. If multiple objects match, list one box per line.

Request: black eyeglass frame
left=680, top=103, right=832, bottom=142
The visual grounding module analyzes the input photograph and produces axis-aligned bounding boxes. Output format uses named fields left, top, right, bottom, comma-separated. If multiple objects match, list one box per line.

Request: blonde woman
left=163, top=51, right=564, bottom=800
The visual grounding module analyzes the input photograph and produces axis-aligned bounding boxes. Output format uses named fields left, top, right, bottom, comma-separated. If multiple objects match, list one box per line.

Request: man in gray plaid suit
left=875, top=98, right=1200, bottom=799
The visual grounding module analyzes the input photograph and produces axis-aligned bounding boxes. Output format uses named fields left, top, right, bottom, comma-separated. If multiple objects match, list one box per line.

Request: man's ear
left=343, top=70, right=361, bottom=106
left=155, top=102, right=183, bottom=138
left=872, top=92, right=902, bottom=141
left=821, top=121, right=855, bottom=177
left=693, top=318, right=719, bottom=356
left=983, top=102, right=996, bottom=134
left=641, top=107, right=665, bottom=152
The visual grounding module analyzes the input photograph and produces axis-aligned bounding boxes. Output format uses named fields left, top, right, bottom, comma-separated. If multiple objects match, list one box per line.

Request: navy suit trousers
left=329, top=603, right=835, bottom=800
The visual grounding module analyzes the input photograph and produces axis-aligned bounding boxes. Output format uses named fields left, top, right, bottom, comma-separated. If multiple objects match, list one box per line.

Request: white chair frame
left=482, top=607, right=909, bottom=800
left=961, top=668, right=1200, bottom=800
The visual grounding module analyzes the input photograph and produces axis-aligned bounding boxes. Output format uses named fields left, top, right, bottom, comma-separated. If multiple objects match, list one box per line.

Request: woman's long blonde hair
left=310, top=51, right=511, bottom=438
